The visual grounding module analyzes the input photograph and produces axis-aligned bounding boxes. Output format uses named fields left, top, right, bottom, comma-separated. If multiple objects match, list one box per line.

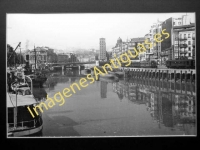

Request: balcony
left=192, top=34, right=195, bottom=40
left=160, top=51, right=168, bottom=57
left=192, top=40, right=195, bottom=47
left=179, top=44, right=187, bottom=48
left=174, top=37, right=179, bottom=41
left=128, top=45, right=135, bottom=47
left=174, top=49, right=179, bottom=53
left=179, top=37, right=187, bottom=41
left=174, top=46, right=178, bottom=49
left=180, top=49, right=188, bottom=54
left=145, top=45, right=150, bottom=49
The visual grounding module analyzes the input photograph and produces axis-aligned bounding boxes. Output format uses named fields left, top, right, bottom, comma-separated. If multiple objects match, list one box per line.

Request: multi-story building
left=112, top=37, right=124, bottom=58
left=149, top=20, right=163, bottom=63
left=144, top=33, right=153, bottom=61
left=128, top=37, right=145, bottom=60
left=99, top=38, right=106, bottom=61
left=173, top=18, right=183, bottom=26
left=172, top=24, right=195, bottom=60
left=160, top=16, right=195, bottom=63
left=69, top=53, right=77, bottom=62
left=57, top=52, right=78, bottom=63
left=57, top=53, right=70, bottom=63
left=27, top=47, right=48, bottom=69
left=100, top=81, right=107, bottom=98
left=160, top=17, right=173, bottom=65
left=112, top=37, right=146, bottom=61
left=46, top=48, right=58, bottom=63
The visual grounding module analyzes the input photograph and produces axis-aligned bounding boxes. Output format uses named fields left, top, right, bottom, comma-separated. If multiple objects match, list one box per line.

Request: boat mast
left=34, top=45, right=36, bottom=72
left=25, top=75, right=33, bottom=94
left=20, top=46, right=21, bottom=65
left=8, top=42, right=21, bottom=67
left=14, top=92, right=17, bottom=129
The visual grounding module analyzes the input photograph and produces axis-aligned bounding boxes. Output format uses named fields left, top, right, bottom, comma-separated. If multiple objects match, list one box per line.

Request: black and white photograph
left=6, top=13, right=196, bottom=137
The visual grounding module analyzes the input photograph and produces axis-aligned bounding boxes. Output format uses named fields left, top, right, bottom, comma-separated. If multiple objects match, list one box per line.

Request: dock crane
left=7, top=42, right=21, bottom=62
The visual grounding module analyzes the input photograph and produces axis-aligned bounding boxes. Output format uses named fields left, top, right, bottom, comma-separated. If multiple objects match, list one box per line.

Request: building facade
left=57, top=53, right=70, bottom=63
left=99, top=38, right=106, bottom=60
left=112, top=37, right=124, bottom=58
left=172, top=24, right=195, bottom=60
left=129, top=37, right=146, bottom=60
left=160, top=17, right=173, bottom=65
left=112, top=37, right=146, bottom=61
left=26, top=47, right=48, bottom=69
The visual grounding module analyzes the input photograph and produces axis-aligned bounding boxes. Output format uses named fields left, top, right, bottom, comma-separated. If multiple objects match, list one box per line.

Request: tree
left=16, top=53, right=25, bottom=64
left=47, top=49, right=58, bottom=63
left=7, top=44, right=18, bottom=66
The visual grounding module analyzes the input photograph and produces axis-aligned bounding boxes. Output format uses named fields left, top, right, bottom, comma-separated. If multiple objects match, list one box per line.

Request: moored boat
left=26, top=73, right=47, bottom=87
left=99, top=74, right=118, bottom=79
left=97, top=74, right=119, bottom=82
left=7, top=93, right=43, bottom=137
left=7, top=75, right=43, bottom=137
left=99, top=77, right=119, bottom=83
left=108, top=71, right=124, bottom=78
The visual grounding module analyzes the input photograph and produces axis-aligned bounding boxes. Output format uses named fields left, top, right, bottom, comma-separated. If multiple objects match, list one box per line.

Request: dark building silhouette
left=100, top=81, right=107, bottom=98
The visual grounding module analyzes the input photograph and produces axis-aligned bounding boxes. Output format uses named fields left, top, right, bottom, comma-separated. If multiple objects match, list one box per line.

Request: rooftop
left=130, top=37, right=145, bottom=42
left=173, top=23, right=195, bottom=29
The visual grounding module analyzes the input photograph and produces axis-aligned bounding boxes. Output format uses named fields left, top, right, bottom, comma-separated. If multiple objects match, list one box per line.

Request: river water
left=32, top=69, right=196, bottom=137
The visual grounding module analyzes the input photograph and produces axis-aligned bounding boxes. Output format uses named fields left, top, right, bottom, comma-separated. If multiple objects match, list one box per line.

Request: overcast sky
left=7, top=13, right=195, bottom=52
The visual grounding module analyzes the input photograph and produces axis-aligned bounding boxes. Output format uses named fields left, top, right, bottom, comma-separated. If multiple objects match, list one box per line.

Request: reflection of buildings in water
left=149, top=92, right=161, bottom=122
left=45, top=75, right=58, bottom=87
left=112, top=82, right=117, bottom=93
left=100, top=81, right=107, bottom=98
left=122, top=78, right=196, bottom=134
left=111, top=78, right=196, bottom=134
left=113, top=82, right=125, bottom=101
left=148, top=89, right=196, bottom=134
left=128, top=85, right=138, bottom=103
left=122, top=82, right=129, bottom=98
left=161, top=95, right=174, bottom=128
left=70, top=77, right=76, bottom=83
left=58, top=77, right=69, bottom=83
left=117, top=82, right=124, bottom=101
left=64, top=70, right=73, bottom=76
left=64, top=69, right=79, bottom=77
left=173, top=95, right=195, bottom=122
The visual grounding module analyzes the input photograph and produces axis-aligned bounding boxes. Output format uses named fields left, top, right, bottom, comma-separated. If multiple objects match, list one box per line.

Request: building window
left=188, top=41, right=191, bottom=45
left=173, top=22, right=175, bottom=25
left=184, top=34, right=186, bottom=38
left=188, top=34, right=191, bottom=38
left=179, top=34, right=182, bottom=38
left=189, top=53, right=191, bottom=57
left=188, top=47, right=191, bottom=51
left=178, top=22, right=181, bottom=25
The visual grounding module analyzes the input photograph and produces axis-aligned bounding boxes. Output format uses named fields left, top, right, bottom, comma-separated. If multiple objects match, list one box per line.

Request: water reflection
left=39, top=69, right=196, bottom=136
left=111, top=78, right=196, bottom=135
left=100, top=81, right=107, bottom=98
left=32, top=87, right=47, bottom=100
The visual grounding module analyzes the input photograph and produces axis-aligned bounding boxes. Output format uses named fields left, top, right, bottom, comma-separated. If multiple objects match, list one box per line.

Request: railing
left=128, top=45, right=135, bottom=47
left=160, top=51, right=168, bottom=56
left=174, top=37, right=179, bottom=41
left=24, top=75, right=33, bottom=94
left=179, top=44, right=187, bottom=48
left=192, top=34, right=195, bottom=40
left=179, top=37, right=187, bottom=40
left=8, top=119, right=37, bottom=131
left=192, top=40, right=195, bottom=47
left=180, top=49, right=188, bottom=54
